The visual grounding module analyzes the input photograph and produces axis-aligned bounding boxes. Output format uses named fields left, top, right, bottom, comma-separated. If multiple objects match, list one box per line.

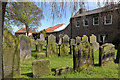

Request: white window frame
left=104, top=15, right=112, bottom=25
left=76, top=20, right=80, bottom=27
left=83, top=19, right=89, bottom=26
left=93, top=17, right=99, bottom=25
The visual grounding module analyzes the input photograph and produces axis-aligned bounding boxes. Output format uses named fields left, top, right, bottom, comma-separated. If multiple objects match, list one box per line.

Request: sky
left=11, top=2, right=101, bottom=34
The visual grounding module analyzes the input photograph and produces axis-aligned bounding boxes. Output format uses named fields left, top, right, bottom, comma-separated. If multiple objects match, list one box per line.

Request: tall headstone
left=36, top=39, right=44, bottom=52
left=76, top=36, right=81, bottom=44
left=70, top=39, right=75, bottom=54
left=47, top=34, right=58, bottom=57
left=40, top=34, right=45, bottom=41
left=60, top=35, right=70, bottom=56
left=59, top=34, right=63, bottom=45
left=90, top=34, right=99, bottom=51
left=20, top=35, right=31, bottom=61
left=73, top=42, right=94, bottom=71
left=3, top=31, right=20, bottom=78
left=99, top=43, right=115, bottom=66
left=82, top=35, right=88, bottom=42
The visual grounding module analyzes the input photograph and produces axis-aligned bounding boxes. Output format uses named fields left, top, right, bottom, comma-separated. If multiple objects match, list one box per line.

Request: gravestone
left=76, top=36, right=81, bottom=44
left=40, top=34, right=45, bottom=41
left=32, top=60, right=51, bottom=77
left=90, top=34, right=99, bottom=51
left=99, top=43, right=115, bottom=66
left=70, top=39, right=75, bottom=54
left=73, top=42, right=94, bottom=71
left=20, top=35, right=31, bottom=60
left=36, top=39, right=44, bottom=52
left=37, top=53, right=46, bottom=58
left=82, top=35, right=88, bottom=42
left=47, top=34, right=58, bottom=57
left=30, top=39, right=36, bottom=49
left=59, top=34, right=63, bottom=45
left=55, top=67, right=73, bottom=76
left=60, top=35, right=70, bottom=56
left=3, top=31, right=20, bottom=78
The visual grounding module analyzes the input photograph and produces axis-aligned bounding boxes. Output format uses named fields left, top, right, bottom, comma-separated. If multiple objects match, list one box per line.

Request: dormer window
left=93, top=16, right=99, bottom=25
left=76, top=20, right=80, bottom=27
left=104, top=15, right=112, bottom=25
left=83, top=19, right=89, bottom=26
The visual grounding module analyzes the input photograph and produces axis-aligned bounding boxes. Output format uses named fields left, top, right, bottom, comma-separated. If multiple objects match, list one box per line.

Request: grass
left=20, top=48, right=118, bottom=78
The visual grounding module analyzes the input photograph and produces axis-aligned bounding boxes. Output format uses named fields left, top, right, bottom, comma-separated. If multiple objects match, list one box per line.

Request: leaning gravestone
left=73, top=41, right=94, bottom=71
left=90, top=34, right=99, bottom=51
left=60, top=34, right=70, bottom=56
left=40, top=34, right=45, bottom=41
left=36, top=39, right=44, bottom=52
left=3, top=31, right=20, bottom=78
left=76, top=36, right=81, bottom=44
left=70, top=39, right=75, bottom=54
left=47, top=34, right=58, bottom=57
left=99, top=43, right=115, bottom=66
left=20, top=35, right=31, bottom=61
left=82, top=35, right=88, bottom=42
left=32, top=60, right=51, bottom=77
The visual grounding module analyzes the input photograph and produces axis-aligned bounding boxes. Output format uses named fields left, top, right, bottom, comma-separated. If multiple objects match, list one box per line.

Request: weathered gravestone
left=20, top=35, right=31, bottom=61
left=70, top=39, right=75, bottom=54
left=116, top=44, right=120, bottom=63
left=30, top=39, right=36, bottom=49
left=3, top=31, right=20, bottom=78
left=37, top=53, right=46, bottom=58
left=60, top=34, right=70, bottom=56
left=47, top=34, right=58, bottom=57
left=76, top=36, right=81, bottom=44
left=32, top=60, right=51, bottom=77
left=36, top=39, right=44, bottom=52
left=40, top=34, right=45, bottom=41
left=82, top=35, right=88, bottom=42
left=99, top=43, right=115, bottom=66
left=73, top=42, right=94, bottom=71
left=55, top=67, right=73, bottom=76
left=90, top=34, right=99, bottom=51
left=59, top=34, right=63, bottom=45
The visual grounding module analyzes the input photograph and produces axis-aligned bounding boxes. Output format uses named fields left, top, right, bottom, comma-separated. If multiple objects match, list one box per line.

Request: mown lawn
left=20, top=48, right=118, bottom=78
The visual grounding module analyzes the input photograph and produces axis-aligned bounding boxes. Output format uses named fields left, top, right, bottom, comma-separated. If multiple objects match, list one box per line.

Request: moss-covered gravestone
left=20, top=35, right=31, bottom=61
left=73, top=42, right=94, bottom=71
left=76, top=36, right=81, bottom=44
left=47, top=34, right=58, bottom=57
left=36, top=39, right=44, bottom=52
left=60, top=34, right=70, bottom=56
left=3, top=31, right=20, bottom=78
left=82, top=35, right=88, bottom=42
left=32, top=60, right=51, bottom=77
left=99, top=43, right=115, bottom=66
left=30, top=39, right=36, bottom=49
left=90, top=34, right=99, bottom=51
left=70, top=39, right=75, bottom=54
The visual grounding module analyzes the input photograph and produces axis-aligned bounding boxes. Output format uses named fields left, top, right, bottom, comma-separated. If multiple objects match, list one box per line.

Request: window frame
left=104, top=15, right=112, bottom=25
left=76, top=19, right=80, bottom=27
left=83, top=18, right=89, bottom=26
left=93, top=16, right=99, bottom=25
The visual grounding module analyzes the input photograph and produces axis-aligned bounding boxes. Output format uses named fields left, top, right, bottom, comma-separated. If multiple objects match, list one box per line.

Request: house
left=70, top=4, right=120, bottom=43
left=15, top=28, right=35, bottom=36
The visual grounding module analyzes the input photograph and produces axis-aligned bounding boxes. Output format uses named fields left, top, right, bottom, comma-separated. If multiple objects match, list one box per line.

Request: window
left=83, top=19, right=89, bottom=26
left=104, top=15, right=112, bottom=25
left=93, top=17, right=99, bottom=25
left=76, top=20, right=80, bottom=27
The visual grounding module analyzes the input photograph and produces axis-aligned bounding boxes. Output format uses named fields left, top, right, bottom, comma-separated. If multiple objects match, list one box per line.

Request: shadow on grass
left=94, top=63, right=99, bottom=66
left=51, top=68, right=56, bottom=76
left=22, top=73, right=33, bottom=77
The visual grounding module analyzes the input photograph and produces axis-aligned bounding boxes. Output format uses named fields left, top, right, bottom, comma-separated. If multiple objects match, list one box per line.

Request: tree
left=5, top=2, right=44, bottom=36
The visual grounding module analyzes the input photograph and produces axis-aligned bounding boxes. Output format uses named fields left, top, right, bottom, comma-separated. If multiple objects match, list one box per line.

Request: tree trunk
left=26, top=25, right=29, bottom=36
left=0, top=2, right=7, bottom=79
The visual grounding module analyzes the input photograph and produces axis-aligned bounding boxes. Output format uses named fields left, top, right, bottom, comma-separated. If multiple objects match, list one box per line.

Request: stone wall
left=3, top=31, right=20, bottom=78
